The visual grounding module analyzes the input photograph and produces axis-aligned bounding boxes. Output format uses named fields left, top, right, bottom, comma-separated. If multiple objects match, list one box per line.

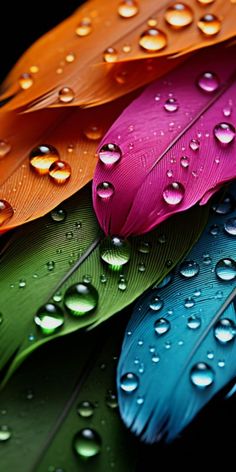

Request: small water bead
left=209, top=224, right=219, bottom=236
left=139, top=28, right=167, bottom=52
left=197, top=14, right=221, bottom=36
left=122, top=44, right=132, bottom=53
left=214, top=319, right=236, bottom=344
left=46, top=261, right=55, bottom=271
left=118, top=279, right=127, bottom=291
left=49, top=161, right=71, bottom=184
left=197, top=71, right=220, bottom=93
left=185, top=297, right=195, bottom=308
left=58, top=87, right=75, bottom=103
left=187, top=315, right=201, bottom=329
left=106, top=392, right=118, bottom=409
left=180, top=156, right=190, bottom=168
left=190, top=363, right=214, bottom=388
left=194, top=289, right=202, bottom=297
left=100, top=274, right=107, bottom=284
left=179, top=260, right=200, bottom=278
left=98, top=143, right=122, bottom=165
left=137, top=396, right=144, bottom=405
left=154, top=318, right=170, bottom=336
left=83, top=124, right=103, bottom=141
left=103, top=47, right=118, bottom=63
left=165, top=3, right=193, bottom=29
left=137, top=241, right=151, bottom=254
left=218, top=360, right=225, bottom=368
left=214, top=122, right=235, bottom=144
left=118, top=0, right=139, bottom=18
left=167, top=169, right=173, bottom=178
left=53, top=292, right=63, bottom=303
left=64, top=283, right=98, bottom=316
left=203, top=253, right=212, bottom=265
left=66, top=231, right=73, bottom=240
left=73, top=429, right=101, bottom=458
left=189, top=139, right=200, bottom=151
left=0, top=200, right=14, bottom=226
left=77, top=401, right=94, bottom=418
left=29, top=65, right=39, bottom=74
left=207, top=351, right=214, bottom=360
left=19, top=279, right=26, bottom=288
left=212, top=194, right=235, bottom=215
left=96, top=182, right=114, bottom=200
left=76, top=18, right=92, bottom=36
left=223, top=103, right=232, bottom=118
left=0, top=140, right=11, bottom=157
left=34, top=303, right=64, bottom=335
left=164, top=98, right=178, bottom=113
left=100, top=236, right=131, bottom=268
left=163, top=182, right=185, bottom=205
left=50, top=208, right=67, bottom=222
left=65, top=52, right=76, bottom=63
left=29, top=144, right=59, bottom=175
left=152, top=355, right=160, bottom=363
left=149, top=296, right=164, bottom=312
left=28, top=334, right=35, bottom=342
left=215, top=258, right=236, bottom=281
left=19, top=73, right=34, bottom=90
left=224, top=218, right=236, bottom=236
left=120, top=373, right=139, bottom=393
left=165, top=341, right=172, bottom=349
left=138, top=262, right=146, bottom=272
left=0, top=425, right=11, bottom=442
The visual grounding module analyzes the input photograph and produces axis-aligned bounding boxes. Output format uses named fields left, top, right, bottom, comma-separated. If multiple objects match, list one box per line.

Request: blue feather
left=117, top=185, right=236, bottom=443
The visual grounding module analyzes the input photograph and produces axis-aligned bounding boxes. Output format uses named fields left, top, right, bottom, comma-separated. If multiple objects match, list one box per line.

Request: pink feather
left=93, top=45, right=236, bottom=237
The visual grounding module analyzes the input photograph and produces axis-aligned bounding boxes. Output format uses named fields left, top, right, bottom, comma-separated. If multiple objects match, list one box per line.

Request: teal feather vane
left=117, top=184, right=236, bottom=443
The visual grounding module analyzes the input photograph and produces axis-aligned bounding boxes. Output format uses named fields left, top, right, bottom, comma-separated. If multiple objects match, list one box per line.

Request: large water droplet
left=49, top=161, right=71, bottom=184
left=0, top=140, right=11, bottom=158
left=197, top=14, right=221, bottom=36
left=118, top=0, right=139, bottom=18
left=100, top=236, right=131, bottom=268
left=98, top=143, right=122, bottom=165
left=83, top=125, right=103, bottom=141
left=179, top=260, right=200, bottom=278
left=0, top=425, right=11, bottom=442
left=187, top=315, right=201, bottom=330
left=214, top=122, right=235, bottom=144
left=224, top=218, right=236, bottom=236
left=212, top=194, right=235, bottom=215
left=73, top=429, right=101, bottom=458
left=0, top=200, right=14, bottom=226
left=164, top=3, right=193, bottom=29
left=197, top=71, right=220, bottom=93
left=64, top=283, right=98, bottom=316
left=120, top=372, right=139, bottom=393
left=190, top=363, right=214, bottom=388
left=215, top=258, right=236, bottom=281
left=149, top=296, right=164, bottom=312
left=103, top=47, right=118, bottom=63
left=180, top=156, right=190, bottom=168
left=214, top=319, right=236, bottom=344
left=163, top=182, right=185, bottom=205
left=19, top=73, right=34, bottom=90
left=58, top=87, right=75, bottom=103
left=29, top=144, right=59, bottom=175
left=77, top=401, right=94, bottom=418
left=164, top=98, right=179, bottom=112
left=96, top=182, right=114, bottom=200
left=154, top=318, right=170, bottom=335
left=139, top=28, right=167, bottom=52
left=75, top=18, right=92, bottom=37
left=34, top=303, right=64, bottom=335
left=50, top=208, right=67, bottom=222
left=189, top=138, right=200, bottom=151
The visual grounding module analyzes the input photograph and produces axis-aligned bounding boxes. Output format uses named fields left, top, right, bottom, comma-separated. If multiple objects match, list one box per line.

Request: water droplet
left=26, top=389, right=34, bottom=400
left=139, top=28, right=167, bottom=52
left=34, top=303, right=64, bottom=335
left=122, top=44, right=132, bottom=53
left=185, top=297, right=195, bottom=308
left=138, top=262, right=146, bottom=272
left=118, top=279, right=127, bottom=291
left=98, top=143, right=122, bottom=165
left=214, top=122, right=235, bottom=144
left=0, top=425, right=11, bottom=442
left=210, top=224, right=219, bottom=236
left=75, top=18, right=92, bottom=37
left=215, top=258, right=236, bottom=281
left=149, top=296, right=164, bottom=312
left=163, top=182, right=185, bottom=205
left=203, top=253, right=212, bottom=265
left=197, top=0, right=215, bottom=4
left=46, top=261, right=55, bottom=272
left=96, top=182, right=114, bottom=200
left=19, top=73, right=34, bottom=90
left=64, top=283, right=98, bottom=316
left=137, top=241, right=151, bottom=254
left=49, top=161, right=71, bottom=184
left=0, top=200, right=14, bottom=226
left=224, top=217, right=236, bottom=236
left=212, top=194, right=235, bottom=214
left=164, top=3, right=193, bottom=29
left=218, top=360, right=225, bottom=368
left=29, top=65, right=39, bottom=74
left=166, top=169, right=173, bottom=178
left=194, top=289, right=202, bottom=297
left=118, top=0, right=139, bottom=18
left=58, top=87, right=75, bottom=103
left=189, top=138, right=200, bottom=151
left=187, top=315, right=201, bottom=330
left=223, top=102, right=232, bottom=117
left=100, top=274, right=107, bottom=284
left=197, top=71, right=220, bottom=93
left=148, top=18, right=157, bottom=27
left=165, top=341, right=172, bottom=349
left=154, top=318, right=170, bottom=336
left=120, top=372, right=139, bottom=393
left=179, top=260, right=200, bottom=278
left=83, top=125, right=103, bottom=141
left=19, top=279, right=26, bottom=288
left=83, top=274, right=92, bottom=284
left=65, top=52, right=76, bottom=63
left=0, top=140, right=11, bottom=157
left=53, top=292, right=62, bottom=303
left=50, top=208, right=67, bottom=222
left=152, top=355, right=160, bottom=363
left=66, top=231, right=73, bottom=240
left=190, top=362, right=214, bottom=388
left=214, top=318, right=236, bottom=344
left=180, top=156, right=190, bottom=168
left=106, top=392, right=118, bottom=409
left=73, top=429, right=101, bottom=458
left=103, top=47, right=118, bottom=63
left=197, top=14, right=221, bottom=36
left=100, top=236, right=131, bottom=268
left=164, top=97, right=178, bottom=112
left=77, top=401, right=94, bottom=418
left=29, top=144, right=59, bottom=175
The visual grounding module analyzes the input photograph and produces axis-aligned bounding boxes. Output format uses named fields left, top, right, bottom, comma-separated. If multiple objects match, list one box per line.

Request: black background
left=0, top=0, right=235, bottom=469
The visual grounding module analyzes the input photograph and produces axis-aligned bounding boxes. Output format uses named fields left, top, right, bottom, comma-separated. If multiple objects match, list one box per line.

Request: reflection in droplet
left=100, top=236, right=131, bottom=268
left=149, top=296, right=163, bottom=312
left=34, top=303, right=64, bottom=335
left=118, top=0, right=139, bottom=18
left=197, top=71, right=220, bottom=93
left=0, top=425, right=12, bottom=442
left=139, top=28, right=167, bottom=52
left=120, top=372, right=139, bottom=393
left=187, top=315, right=201, bottom=330
left=75, top=18, right=92, bottom=37
left=84, top=125, right=103, bottom=141
left=98, top=143, right=122, bottom=165
left=50, top=208, right=67, bottom=222
left=0, top=200, right=14, bottom=226
left=64, top=283, right=98, bottom=316
left=154, top=318, right=170, bottom=335
left=212, top=194, right=235, bottom=215
left=214, top=122, right=235, bottom=144
left=165, top=3, right=193, bottom=29
left=163, top=182, right=185, bottom=205
left=29, top=144, right=59, bottom=175
left=197, top=14, right=221, bottom=36
left=103, top=47, right=118, bottom=63
left=58, top=87, right=75, bottom=103
left=215, top=258, right=236, bottom=281
left=190, top=363, right=214, bottom=388
left=49, top=161, right=71, bottom=184
left=65, top=52, right=76, bottom=63
left=19, top=73, right=34, bottom=90
left=180, top=156, right=190, bottom=168
left=73, top=429, right=101, bottom=458
left=214, top=318, right=236, bottom=344
left=77, top=401, right=94, bottom=418
left=96, top=182, right=114, bottom=200
left=224, top=218, right=236, bottom=236
left=164, top=98, right=178, bottom=112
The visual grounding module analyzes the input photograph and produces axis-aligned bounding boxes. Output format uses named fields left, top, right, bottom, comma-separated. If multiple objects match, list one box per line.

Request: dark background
left=0, top=0, right=235, bottom=469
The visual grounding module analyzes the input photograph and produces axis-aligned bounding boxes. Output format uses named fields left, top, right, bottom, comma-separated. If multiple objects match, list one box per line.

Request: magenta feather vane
left=93, top=45, right=236, bottom=237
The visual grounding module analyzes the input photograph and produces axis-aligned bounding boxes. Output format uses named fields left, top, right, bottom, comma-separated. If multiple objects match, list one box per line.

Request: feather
left=1, top=0, right=236, bottom=111
left=117, top=183, right=236, bottom=443
left=93, top=44, right=236, bottom=237
left=0, top=184, right=208, bottom=383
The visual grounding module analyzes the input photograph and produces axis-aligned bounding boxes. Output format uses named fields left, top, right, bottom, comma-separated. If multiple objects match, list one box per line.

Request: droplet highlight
left=197, top=71, right=220, bottom=93
left=19, top=73, right=34, bottom=90
left=179, top=260, right=200, bottom=278
left=49, top=161, right=71, bottom=184
left=120, top=373, right=139, bottom=393
left=187, top=315, right=201, bottom=330
left=224, top=218, right=236, bottom=236
left=165, top=3, right=193, bottom=29
left=98, top=143, right=122, bottom=165
left=190, top=362, right=214, bottom=388
left=29, top=144, right=59, bottom=175
left=215, top=258, right=236, bottom=281
left=164, top=97, right=179, bottom=112
left=75, top=18, right=92, bottom=37
left=214, top=122, right=235, bottom=144
left=154, top=318, right=170, bottom=335
left=100, top=236, right=131, bottom=268
left=214, top=318, right=236, bottom=344
left=0, top=140, right=11, bottom=158
left=118, top=0, right=139, bottom=18
left=163, top=182, right=185, bottom=205
left=34, top=303, right=64, bottom=335
left=197, top=14, right=221, bottom=36
left=96, top=182, right=114, bottom=200
left=103, top=47, right=118, bottom=63
left=73, top=429, right=101, bottom=458
left=139, top=28, right=167, bottom=52
left=77, top=401, right=94, bottom=418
